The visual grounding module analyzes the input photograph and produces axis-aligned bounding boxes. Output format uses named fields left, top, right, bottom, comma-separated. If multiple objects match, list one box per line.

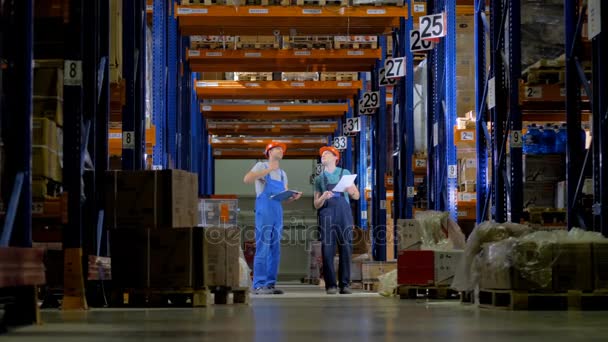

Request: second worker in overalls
left=313, top=146, right=360, bottom=295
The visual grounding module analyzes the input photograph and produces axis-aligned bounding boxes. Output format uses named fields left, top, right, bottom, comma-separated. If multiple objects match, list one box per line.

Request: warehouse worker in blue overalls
left=244, top=142, right=302, bottom=295
left=313, top=146, right=360, bottom=294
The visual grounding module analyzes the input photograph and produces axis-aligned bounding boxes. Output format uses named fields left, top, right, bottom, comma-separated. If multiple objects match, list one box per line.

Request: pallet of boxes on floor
left=396, top=211, right=466, bottom=300
left=451, top=221, right=608, bottom=310
left=106, top=170, right=250, bottom=307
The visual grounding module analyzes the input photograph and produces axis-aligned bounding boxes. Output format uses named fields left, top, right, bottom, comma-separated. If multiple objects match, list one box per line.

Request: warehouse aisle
left=3, top=285, right=608, bottom=341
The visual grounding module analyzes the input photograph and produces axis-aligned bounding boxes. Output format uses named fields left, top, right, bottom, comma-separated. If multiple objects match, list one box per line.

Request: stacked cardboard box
left=523, top=154, right=565, bottom=209
left=33, top=60, right=64, bottom=198
left=105, top=170, right=199, bottom=229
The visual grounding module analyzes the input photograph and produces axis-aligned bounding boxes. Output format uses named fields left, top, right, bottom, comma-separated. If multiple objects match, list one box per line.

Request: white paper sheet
left=331, top=174, right=358, bottom=192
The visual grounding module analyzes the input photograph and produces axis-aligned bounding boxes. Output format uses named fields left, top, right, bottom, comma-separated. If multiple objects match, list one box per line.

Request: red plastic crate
left=397, top=250, right=435, bottom=286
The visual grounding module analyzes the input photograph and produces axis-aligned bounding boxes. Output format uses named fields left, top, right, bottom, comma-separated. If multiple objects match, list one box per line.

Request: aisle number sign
left=358, top=91, right=379, bottom=115
left=511, top=130, right=523, bottom=148
left=419, top=12, right=447, bottom=40
left=333, top=136, right=348, bottom=150
left=345, top=117, right=361, bottom=133
left=379, top=67, right=398, bottom=87
left=343, top=124, right=356, bottom=137
left=410, top=29, right=433, bottom=52
left=384, top=57, right=406, bottom=78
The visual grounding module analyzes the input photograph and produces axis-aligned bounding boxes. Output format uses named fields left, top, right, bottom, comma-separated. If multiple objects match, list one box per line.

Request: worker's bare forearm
left=243, top=169, right=270, bottom=184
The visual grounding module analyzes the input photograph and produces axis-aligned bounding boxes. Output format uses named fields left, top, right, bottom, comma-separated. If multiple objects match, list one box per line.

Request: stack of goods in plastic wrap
left=393, top=211, right=466, bottom=299
left=451, top=222, right=608, bottom=309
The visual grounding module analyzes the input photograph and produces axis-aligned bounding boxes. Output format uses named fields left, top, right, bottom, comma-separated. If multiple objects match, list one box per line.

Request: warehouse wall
left=215, top=159, right=319, bottom=282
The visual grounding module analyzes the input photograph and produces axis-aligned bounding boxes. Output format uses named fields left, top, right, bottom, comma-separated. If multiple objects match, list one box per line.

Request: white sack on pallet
left=378, top=269, right=397, bottom=297
left=412, top=210, right=466, bottom=250
left=239, top=247, right=252, bottom=289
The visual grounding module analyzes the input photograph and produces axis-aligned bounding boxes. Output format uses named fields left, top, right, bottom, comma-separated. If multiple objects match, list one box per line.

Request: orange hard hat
left=319, top=146, right=340, bottom=161
left=264, top=141, right=287, bottom=156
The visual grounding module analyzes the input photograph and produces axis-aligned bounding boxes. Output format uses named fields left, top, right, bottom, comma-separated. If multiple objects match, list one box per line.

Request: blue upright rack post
left=444, top=0, right=458, bottom=222
left=122, top=0, right=136, bottom=170
left=591, top=1, right=608, bottom=235
left=403, top=11, right=415, bottom=220
left=152, top=0, right=167, bottom=169
left=344, top=101, right=354, bottom=172
left=372, top=36, right=388, bottom=261
left=0, top=0, right=33, bottom=247
left=357, top=73, right=368, bottom=230
left=565, top=1, right=588, bottom=230
left=426, top=0, right=437, bottom=211
left=167, top=2, right=178, bottom=169
left=508, top=0, right=523, bottom=224
left=474, top=0, right=490, bottom=223
left=135, top=0, right=147, bottom=170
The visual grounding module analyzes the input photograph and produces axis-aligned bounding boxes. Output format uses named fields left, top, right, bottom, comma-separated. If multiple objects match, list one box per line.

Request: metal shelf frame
left=426, top=0, right=458, bottom=221
left=474, top=0, right=522, bottom=224
left=0, top=0, right=34, bottom=248
left=589, top=1, right=608, bottom=235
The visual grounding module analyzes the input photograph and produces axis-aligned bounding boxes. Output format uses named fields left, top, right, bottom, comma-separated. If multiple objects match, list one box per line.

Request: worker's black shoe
left=339, top=287, right=352, bottom=295
left=268, top=285, right=284, bottom=294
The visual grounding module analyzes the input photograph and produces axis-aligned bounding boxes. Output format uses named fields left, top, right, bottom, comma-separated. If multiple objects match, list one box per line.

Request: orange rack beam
left=207, top=120, right=337, bottom=136
left=195, top=80, right=361, bottom=100
left=213, top=148, right=321, bottom=159
left=211, top=136, right=329, bottom=149
left=176, top=5, right=426, bottom=35
left=200, top=103, right=347, bottom=120
left=187, top=49, right=381, bottom=72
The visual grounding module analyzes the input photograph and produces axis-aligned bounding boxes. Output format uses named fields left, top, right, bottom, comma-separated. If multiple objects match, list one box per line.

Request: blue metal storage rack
left=152, top=0, right=167, bottom=169
left=425, top=0, right=458, bottom=222
left=589, top=1, right=608, bottom=235
left=474, top=0, right=522, bottom=224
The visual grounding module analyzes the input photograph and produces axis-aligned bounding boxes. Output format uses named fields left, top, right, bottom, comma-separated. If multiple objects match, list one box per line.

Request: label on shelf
left=291, top=82, right=305, bottom=87
left=267, top=106, right=281, bottom=111
left=433, top=122, right=438, bottom=147
left=380, top=200, right=387, bottom=210
left=338, top=82, right=353, bottom=87
left=415, top=158, right=426, bottom=168
left=488, top=77, right=496, bottom=109
left=146, top=5, right=153, bottom=11
left=206, top=51, right=223, bottom=57
left=560, top=88, right=566, bottom=97
left=202, top=106, right=212, bottom=111
left=294, top=51, right=311, bottom=56
left=245, top=83, right=260, bottom=87
left=190, top=36, right=203, bottom=42
left=511, top=130, right=523, bottom=148
left=448, top=165, right=457, bottom=179
left=302, top=9, right=322, bottom=15
left=525, top=86, right=543, bottom=99
left=122, top=131, right=135, bottom=149
left=152, top=165, right=163, bottom=170
left=367, top=9, right=387, bottom=15
left=249, top=8, right=269, bottom=14
left=461, top=131, right=474, bottom=141
left=188, top=50, right=201, bottom=57
left=361, top=211, right=367, bottom=220
left=32, top=202, right=44, bottom=215
left=588, top=0, right=602, bottom=39
left=64, top=60, right=83, bottom=87
left=245, top=52, right=262, bottom=57
left=198, top=82, right=218, bottom=87
left=407, top=187, right=415, bottom=198
left=347, top=50, right=365, bottom=56
left=414, top=4, right=425, bottom=13
left=109, top=133, right=121, bottom=139
left=177, top=8, right=208, bottom=15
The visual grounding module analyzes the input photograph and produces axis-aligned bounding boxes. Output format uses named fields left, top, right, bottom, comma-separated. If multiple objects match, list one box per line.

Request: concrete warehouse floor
left=3, top=285, right=608, bottom=342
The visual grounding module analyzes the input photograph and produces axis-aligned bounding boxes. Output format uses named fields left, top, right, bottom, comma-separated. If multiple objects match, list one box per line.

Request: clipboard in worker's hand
left=270, top=190, right=302, bottom=202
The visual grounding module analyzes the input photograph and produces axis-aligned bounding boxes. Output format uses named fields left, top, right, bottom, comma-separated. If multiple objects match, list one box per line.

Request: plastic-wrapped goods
left=239, top=247, right=252, bottom=288
left=521, top=0, right=564, bottom=69
left=378, top=270, right=398, bottom=297
left=451, top=221, right=532, bottom=292
left=540, top=124, right=557, bottom=154
left=414, top=210, right=466, bottom=250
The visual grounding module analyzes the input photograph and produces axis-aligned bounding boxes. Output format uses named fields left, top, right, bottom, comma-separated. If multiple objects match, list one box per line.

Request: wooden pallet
left=281, top=72, right=319, bottom=81
left=284, top=36, right=334, bottom=50
left=363, top=281, right=379, bottom=292
left=210, top=286, right=250, bottom=305
left=296, top=0, right=348, bottom=6
left=350, top=282, right=363, bottom=290
left=0, top=286, right=41, bottom=330
left=478, top=289, right=608, bottom=311
left=320, top=72, right=358, bottom=82
left=181, top=0, right=246, bottom=5
left=248, top=0, right=291, bottom=5
left=334, top=41, right=377, bottom=49
left=301, top=277, right=321, bottom=285
left=113, top=287, right=211, bottom=308
left=191, top=41, right=236, bottom=50
left=397, top=285, right=460, bottom=300
left=236, top=42, right=280, bottom=49
left=235, top=72, right=273, bottom=81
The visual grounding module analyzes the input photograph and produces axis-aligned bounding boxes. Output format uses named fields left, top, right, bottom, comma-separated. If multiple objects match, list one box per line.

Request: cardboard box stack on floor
left=107, top=170, right=242, bottom=290
left=396, top=212, right=466, bottom=287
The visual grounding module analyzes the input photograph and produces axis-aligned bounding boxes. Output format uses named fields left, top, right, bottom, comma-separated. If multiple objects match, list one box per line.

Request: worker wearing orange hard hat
left=313, top=145, right=360, bottom=295
left=243, top=141, right=302, bottom=295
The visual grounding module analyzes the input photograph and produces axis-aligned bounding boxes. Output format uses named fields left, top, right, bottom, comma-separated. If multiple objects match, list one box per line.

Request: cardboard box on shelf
left=105, top=170, right=199, bottom=229
left=33, top=146, right=59, bottom=180
left=524, top=181, right=557, bottom=209
left=33, top=97, right=63, bottom=127
left=33, top=60, right=64, bottom=99
left=198, top=197, right=238, bottom=228
left=524, top=154, right=565, bottom=182
left=33, top=118, right=59, bottom=152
